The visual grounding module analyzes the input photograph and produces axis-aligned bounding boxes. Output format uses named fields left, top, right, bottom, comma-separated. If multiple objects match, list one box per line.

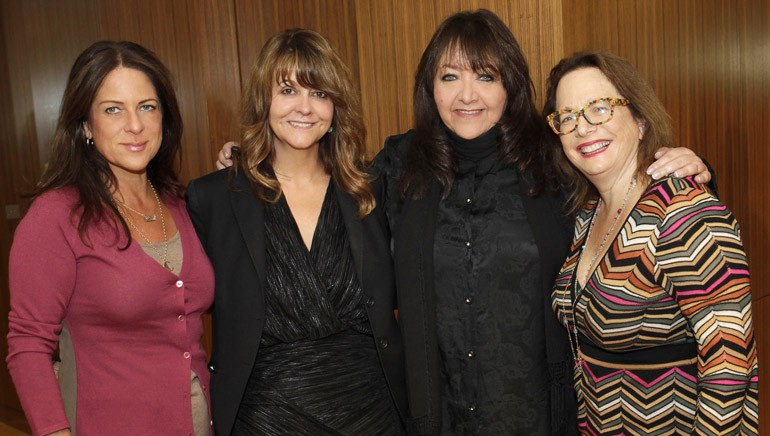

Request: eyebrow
left=96, top=98, right=159, bottom=105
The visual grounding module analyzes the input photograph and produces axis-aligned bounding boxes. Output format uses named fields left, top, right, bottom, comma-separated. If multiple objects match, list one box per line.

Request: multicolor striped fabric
left=552, top=176, right=759, bottom=435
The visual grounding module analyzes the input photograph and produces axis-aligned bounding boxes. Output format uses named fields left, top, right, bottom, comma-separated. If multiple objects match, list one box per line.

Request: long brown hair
left=33, top=40, right=183, bottom=244
left=238, top=28, right=374, bottom=218
left=403, top=9, right=549, bottom=199
left=543, top=51, right=673, bottom=214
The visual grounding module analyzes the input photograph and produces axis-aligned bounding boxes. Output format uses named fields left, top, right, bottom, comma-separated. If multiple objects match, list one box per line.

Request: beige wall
left=1, top=0, right=767, bottom=432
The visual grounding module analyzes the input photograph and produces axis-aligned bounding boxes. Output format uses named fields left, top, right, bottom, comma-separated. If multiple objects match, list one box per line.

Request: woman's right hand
left=216, top=141, right=239, bottom=169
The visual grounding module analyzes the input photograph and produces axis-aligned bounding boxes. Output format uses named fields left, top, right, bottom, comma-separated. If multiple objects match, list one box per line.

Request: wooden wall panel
left=355, top=0, right=564, bottom=155
left=562, top=0, right=769, bottom=432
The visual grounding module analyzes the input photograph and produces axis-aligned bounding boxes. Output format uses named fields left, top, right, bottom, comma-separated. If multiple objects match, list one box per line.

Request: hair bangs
left=271, top=45, right=344, bottom=106
left=445, top=35, right=502, bottom=77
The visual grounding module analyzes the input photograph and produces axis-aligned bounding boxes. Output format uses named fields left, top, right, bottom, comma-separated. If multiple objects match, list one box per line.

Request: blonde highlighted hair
left=238, top=28, right=374, bottom=217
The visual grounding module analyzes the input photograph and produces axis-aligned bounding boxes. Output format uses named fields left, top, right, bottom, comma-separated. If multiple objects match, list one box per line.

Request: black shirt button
left=464, top=296, right=473, bottom=305
left=379, top=338, right=389, bottom=349
left=467, top=350, right=476, bottom=359
left=366, top=296, right=375, bottom=307
left=468, top=404, right=476, bottom=413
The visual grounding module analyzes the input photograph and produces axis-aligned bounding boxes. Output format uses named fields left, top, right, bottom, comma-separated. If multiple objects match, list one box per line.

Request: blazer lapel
left=229, top=173, right=266, bottom=287
left=335, top=181, right=364, bottom=284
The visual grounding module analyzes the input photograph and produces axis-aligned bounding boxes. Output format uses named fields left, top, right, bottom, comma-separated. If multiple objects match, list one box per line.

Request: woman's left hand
left=646, top=147, right=711, bottom=184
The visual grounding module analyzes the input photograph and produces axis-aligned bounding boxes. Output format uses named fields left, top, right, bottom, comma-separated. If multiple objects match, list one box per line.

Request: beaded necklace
left=565, top=176, right=637, bottom=374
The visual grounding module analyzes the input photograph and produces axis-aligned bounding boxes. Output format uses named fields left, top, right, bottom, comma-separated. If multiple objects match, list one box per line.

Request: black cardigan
left=374, top=131, right=578, bottom=435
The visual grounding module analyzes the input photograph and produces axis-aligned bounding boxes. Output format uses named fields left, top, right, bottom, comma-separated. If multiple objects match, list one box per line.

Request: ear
left=83, top=121, right=92, bottom=139
left=636, top=118, right=646, bottom=140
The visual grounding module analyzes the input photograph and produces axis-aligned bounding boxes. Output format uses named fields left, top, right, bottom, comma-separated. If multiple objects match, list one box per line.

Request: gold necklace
left=579, top=176, right=637, bottom=286
left=116, top=182, right=173, bottom=271
left=115, top=183, right=160, bottom=222
left=565, top=176, right=638, bottom=376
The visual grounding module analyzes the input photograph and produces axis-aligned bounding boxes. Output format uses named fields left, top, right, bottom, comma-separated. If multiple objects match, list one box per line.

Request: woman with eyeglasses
left=544, top=51, right=758, bottom=435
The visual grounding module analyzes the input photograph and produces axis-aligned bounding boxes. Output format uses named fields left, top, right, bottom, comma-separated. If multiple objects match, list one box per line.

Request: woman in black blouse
left=189, top=29, right=405, bottom=435
left=218, top=10, right=709, bottom=435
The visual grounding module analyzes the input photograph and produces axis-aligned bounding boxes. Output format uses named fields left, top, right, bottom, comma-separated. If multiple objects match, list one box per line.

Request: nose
left=574, top=114, right=596, bottom=136
left=458, top=77, right=477, bottom=104
left=125, top=110, right=145, bottom=134
left=295, top=93, right=312, bottom=115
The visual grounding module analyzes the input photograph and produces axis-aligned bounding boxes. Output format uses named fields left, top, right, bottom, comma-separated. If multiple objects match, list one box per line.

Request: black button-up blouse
left=433, top=130, right=550, bottom=434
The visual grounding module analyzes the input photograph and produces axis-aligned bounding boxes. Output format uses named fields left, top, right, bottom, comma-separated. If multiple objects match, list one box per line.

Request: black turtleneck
left=445, top=124, right=501, bottom=162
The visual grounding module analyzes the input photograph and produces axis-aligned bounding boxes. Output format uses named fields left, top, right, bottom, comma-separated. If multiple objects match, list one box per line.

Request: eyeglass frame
left=546, top=97, right=630, bottom=136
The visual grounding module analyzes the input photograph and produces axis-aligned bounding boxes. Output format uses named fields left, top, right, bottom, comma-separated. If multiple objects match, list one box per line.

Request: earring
left=328, top=126, right=334, bottom=133
left=86, top=137, right=94, bottom=146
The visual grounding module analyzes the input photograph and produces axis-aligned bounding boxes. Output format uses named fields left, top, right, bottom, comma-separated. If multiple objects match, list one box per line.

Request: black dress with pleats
left=231, top=183, right=403, bottom=436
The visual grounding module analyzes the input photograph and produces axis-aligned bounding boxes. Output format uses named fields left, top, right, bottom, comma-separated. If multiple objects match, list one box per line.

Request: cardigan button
left=366, top=296, right=375, bottom=307
left=378, top=338, right=389, bottom=349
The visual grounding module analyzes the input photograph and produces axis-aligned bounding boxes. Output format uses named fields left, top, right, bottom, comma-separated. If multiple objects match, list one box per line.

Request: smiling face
left=432, top=51, right=507, bottom=140
left=268, top=73, right=334, bottom=154
left=84, top=67, right=163, bottom=179
left=555, top=67, right=645, bottom=185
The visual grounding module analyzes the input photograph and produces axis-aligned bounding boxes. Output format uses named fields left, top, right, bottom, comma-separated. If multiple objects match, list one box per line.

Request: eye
left=439, top=73, right=457, bottom=82
left=311, top=90, right=328, bottom=99
left=478, top=73, right=496, bottom=82
left=590, top=104, right=610, bottom=115
left=559, top=112, right=577, bottom=124
left=139, top=104, right=157, bottom=111
left=279, top=87, right=296, bottom=95
left=104, top=106, right=121, bottom=114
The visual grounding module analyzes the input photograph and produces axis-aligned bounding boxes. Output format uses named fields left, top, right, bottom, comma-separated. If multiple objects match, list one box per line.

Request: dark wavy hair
left=33, top=40, right=183, bottom=245
left=401, top=9, right=549, bottom=198
left=238, top=28, right=374, bottom=218
left=542, top=51, right=673, bottom=214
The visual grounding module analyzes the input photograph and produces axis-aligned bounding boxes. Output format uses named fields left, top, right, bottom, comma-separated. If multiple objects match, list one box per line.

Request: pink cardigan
left=7, top=187, right=214, bottom=435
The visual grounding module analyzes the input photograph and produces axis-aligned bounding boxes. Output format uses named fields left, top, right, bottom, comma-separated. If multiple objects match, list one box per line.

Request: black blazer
left=186, top=169, right=407, bottom=435
left=374, top=131, right=578, bottom=435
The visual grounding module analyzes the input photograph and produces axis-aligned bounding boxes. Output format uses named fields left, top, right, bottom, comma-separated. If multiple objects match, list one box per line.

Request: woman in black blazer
left=187, top=29, right=405, bottom=435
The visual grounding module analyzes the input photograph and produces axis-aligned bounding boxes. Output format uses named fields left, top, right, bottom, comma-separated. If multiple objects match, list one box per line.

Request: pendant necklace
left=565, top=176, right=638, bottom=375
left=115, top=182, right=160, bottom=222
left=116, top=182, right=173, bottom=272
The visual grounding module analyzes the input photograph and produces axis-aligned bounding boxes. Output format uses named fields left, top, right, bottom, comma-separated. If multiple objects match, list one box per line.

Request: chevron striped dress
left=552, top=176, right=759, bottom=435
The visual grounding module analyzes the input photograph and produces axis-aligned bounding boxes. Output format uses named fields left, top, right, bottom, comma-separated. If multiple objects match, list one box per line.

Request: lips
left=123, top=141, right=147, bottom=152
left=288, top=121, right=314, bottom=128
left=454, top=109, right=483, bottom=117
left=578, top=140, right=610, bottom=156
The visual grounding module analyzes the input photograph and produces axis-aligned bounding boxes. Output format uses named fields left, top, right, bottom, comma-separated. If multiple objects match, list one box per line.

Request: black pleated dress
left=232, top=183, right=403, bottom=436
